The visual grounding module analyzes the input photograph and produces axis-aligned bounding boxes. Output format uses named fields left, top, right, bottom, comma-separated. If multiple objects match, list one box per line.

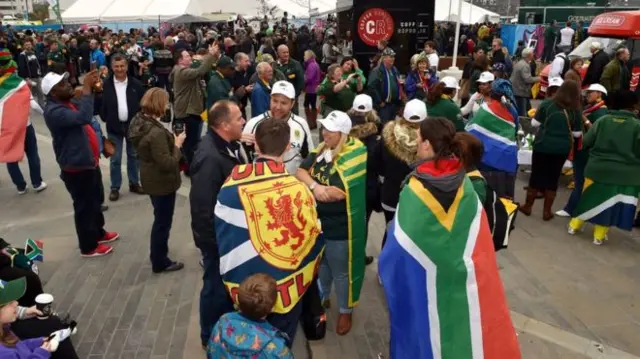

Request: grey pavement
left=2, top=113, right=640, bottom=358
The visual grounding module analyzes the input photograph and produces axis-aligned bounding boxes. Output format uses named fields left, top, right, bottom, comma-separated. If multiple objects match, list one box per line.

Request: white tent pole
left=469, top=0, right=473, bottom=24
left=452, top=0, right=463, bottom=68
left=448, top=0, right=454, bottom=21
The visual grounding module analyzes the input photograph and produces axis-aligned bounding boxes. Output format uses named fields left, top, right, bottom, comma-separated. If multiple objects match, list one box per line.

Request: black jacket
left=491, top=49, right=506, bottom=66
left=189, top=131, right=248, bottom=253
left=583, top=49, right=611, bottom=86
left=17, top=51, right=41, bottom=79
left=100, top=76, right=144, bottom=135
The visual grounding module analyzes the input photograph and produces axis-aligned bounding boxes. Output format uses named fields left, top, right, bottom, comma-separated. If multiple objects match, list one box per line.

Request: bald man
left=275, top=44, right=304, bottom=115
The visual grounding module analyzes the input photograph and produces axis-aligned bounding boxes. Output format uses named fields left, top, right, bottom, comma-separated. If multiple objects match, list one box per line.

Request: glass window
left=569, top=36, right=626, bottom=59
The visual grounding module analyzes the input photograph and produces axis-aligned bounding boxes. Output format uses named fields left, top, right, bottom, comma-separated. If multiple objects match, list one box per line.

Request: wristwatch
left=309, top=182, right=317, bottom=191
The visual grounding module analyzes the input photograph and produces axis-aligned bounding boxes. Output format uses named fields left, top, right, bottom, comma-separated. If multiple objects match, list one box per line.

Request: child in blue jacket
left=207, top=273, right=293, bottom=359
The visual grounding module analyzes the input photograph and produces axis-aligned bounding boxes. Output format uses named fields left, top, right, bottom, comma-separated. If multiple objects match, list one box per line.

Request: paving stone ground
left=1, top=113, right=640, bottom=358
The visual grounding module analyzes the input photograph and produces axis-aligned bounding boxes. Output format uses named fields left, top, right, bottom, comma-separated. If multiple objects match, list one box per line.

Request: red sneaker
left=99, top=232, right=120, bottom=244
left=81, top=244, right=113, bottom=258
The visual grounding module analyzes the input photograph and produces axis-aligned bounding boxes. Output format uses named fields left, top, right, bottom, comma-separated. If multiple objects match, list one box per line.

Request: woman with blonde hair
left=129, top=88, right=186, bottom=273
left=405, top=54, right=437, bottom=100
left=296, top=110, right=368, bottom=336
left=317, top=63, right=361, bottom=115
left=303, top=49, right=322, bottom=129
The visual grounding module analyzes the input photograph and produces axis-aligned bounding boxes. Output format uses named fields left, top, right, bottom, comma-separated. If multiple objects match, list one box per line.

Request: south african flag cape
left=573, top=178, right=640, bottom=231
left=466, top=101, right=518, bottom=173
left=379, top=159, right=520, bottom=359
left=313, top=137, right=367, bottom=307
left=215, top=159, right=324, bottom=314
left=0, top=72, right=31, bottom=163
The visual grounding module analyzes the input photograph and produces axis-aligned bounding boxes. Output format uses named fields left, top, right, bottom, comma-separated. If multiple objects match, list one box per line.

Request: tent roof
left=436, top=0, right=500, bottom=24
left=166, top=14, right=212, bottom=24
left=62, top=0, right=202, bottom=23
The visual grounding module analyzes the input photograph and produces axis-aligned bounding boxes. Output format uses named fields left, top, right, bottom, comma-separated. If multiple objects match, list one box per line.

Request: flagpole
left=451, top=0, right=463, bottom=69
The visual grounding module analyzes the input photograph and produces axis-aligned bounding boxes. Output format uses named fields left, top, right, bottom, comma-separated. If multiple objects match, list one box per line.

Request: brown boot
left=336, top=313, right=352, bottom=336
left=543, top=190, right=557, bottom=221
left=519, top=187, right=538, bottom=216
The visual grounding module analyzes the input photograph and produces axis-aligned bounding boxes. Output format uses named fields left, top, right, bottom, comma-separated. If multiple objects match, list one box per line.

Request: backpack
left=557, top=53, right=570, bottom=78
left=468, top=171, right=517, bottom=251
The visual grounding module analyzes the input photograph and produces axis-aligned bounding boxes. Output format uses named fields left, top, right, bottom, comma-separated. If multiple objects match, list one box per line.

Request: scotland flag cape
left=379, top=159, right=520, bottom=359
left=0, top=70, right=32, bottom=163
left=215, top=160, right=324, bottom=314
left=466, top=101, right=518, bottom=173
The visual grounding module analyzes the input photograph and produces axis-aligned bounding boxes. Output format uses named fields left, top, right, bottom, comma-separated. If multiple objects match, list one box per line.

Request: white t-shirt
left=244, top=112, right=315, bottom=174
left=559, top=27, right=575, bottom=47
left=427, top=53, right=439, bottom=71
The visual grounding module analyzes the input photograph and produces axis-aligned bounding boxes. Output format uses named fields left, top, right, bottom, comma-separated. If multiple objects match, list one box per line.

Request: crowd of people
left=0, top=14, right=639, bottom=359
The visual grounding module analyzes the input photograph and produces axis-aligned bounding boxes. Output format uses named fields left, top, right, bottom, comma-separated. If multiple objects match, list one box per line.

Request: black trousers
left=60, top=168, right=106, bottom=254
left=149, top=192, right=176, bottom=271
left=11, top=316, right=79, bottom=359
left=0, top=266, right=43, bottom=307
left=175, top=115, right=202, bottom=169
left=529, top=151, right=568, bottom=192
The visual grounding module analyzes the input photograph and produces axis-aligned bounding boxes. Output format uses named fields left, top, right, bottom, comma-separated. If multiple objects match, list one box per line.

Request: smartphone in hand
left=172, top=122, right=185, bottom=135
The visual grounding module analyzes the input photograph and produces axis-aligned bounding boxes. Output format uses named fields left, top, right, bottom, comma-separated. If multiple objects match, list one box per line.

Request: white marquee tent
left=62, top=0, right=203, bottom=23
left=436, top=0, right=500, bottom=24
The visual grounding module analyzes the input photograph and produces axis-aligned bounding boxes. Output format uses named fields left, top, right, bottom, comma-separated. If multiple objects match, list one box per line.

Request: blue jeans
left=108, top=131, right=139, bottom=190
left=514, top=96, right=531, bottom=117
left=563, top=154, right=586, bottom=215
left=149, top=192, right=176, bottom=271
left=200, top=248, right=234, bottom=346
left=378, top=103, right=397, bottom=126
left=319, top=240, right=353, bottom=314
left=6, top=125, right=42, bottom=191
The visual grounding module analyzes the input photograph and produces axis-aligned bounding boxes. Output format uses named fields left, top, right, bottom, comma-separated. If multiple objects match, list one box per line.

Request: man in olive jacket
left=600, top=47, right=630, bottom=94
left=170, top=43, right=219, bottom=173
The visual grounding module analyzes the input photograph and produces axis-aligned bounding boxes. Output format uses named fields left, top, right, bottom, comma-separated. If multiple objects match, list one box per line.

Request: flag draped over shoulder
left=215, top=160, right=324, bottom=314
left=466, top=101, right=518, bottom=173
left=0, top=72, right=31, bottom=163
left=314, top=137, right=367, bottom=307
left=379, top=175, right=520, bottom=359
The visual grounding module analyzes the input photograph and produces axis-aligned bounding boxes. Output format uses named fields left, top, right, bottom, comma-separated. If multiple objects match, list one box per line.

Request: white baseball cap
left=586, top=83, right=607, bottom=95
left=548, top=77, right=564, bottom=88
left=403, top=99, right=428, bottom=123
left=352, top=94, right=373, bottom=112
left=41, top=72, right=69, bottom=96
left=441, top=76, right=460, bottom=89
left=318, top=110, right=352, bottom=134
left=476, top=72, right=495, bottom=84
left=271, top=80, right=295, bottom=100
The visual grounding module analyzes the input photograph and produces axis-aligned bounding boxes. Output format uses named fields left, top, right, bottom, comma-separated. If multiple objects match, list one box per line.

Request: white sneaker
left=593, top=238, right=604, bottom=246
left=568, top=226, right=576, bottom=235
left=33, top=182, right=47, bottom=192
left=17, top=188, right=27, bottom=195
left=555, top=210, right=570, bottom=217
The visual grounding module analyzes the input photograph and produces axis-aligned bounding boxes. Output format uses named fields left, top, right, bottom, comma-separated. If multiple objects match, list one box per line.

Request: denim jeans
left=319, top=240, right=353, bottom=314
left=378, top=103, right=397, bottom=126
left=175, top=115, right=202, bottom=169
left=514, top=96, right=531, bottom=117
left=200, top=248, right=234, bottom=346
left=6, top=125, right=42, bottom=191
left=108, top=131, right=139, bottom=190
left=563, top=154, right=586, bottom=216
left=149, top=192, right=176, bottom=271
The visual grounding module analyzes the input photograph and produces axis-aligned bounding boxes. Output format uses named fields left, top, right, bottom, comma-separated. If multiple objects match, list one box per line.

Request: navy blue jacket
left=100, top=76, right=144, bottom=136
left=44, top=94, right=97, bottom=171
left=250, top=80, right=270, bottom=118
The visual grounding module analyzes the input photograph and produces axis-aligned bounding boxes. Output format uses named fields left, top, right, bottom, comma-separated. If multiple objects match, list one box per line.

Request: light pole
left=452, top=0, right=463, bottom=69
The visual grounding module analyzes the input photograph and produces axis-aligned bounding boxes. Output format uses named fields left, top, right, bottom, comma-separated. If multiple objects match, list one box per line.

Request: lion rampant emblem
left=265, top=192, right=307, bottom=250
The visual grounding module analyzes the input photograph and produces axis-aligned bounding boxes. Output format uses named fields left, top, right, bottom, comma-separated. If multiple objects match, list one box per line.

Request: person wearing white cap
left=243, top=80, right=314, bottom=174
left=348, top=94, right=381, bottom=266
left=583, top=41, right=610, bottom=87
left=42, top=70, right=120, bottom=258
left=374, top=99, right=427, bottom=253
left=426, top=77, right=465, bottom=131
left=296, top=110, right=368, bottom=336
left=546, top=77, right=563, bottom=98
left=462, top=71, right=494, bottom=118
left=556, top=83, right=608, bottom=218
